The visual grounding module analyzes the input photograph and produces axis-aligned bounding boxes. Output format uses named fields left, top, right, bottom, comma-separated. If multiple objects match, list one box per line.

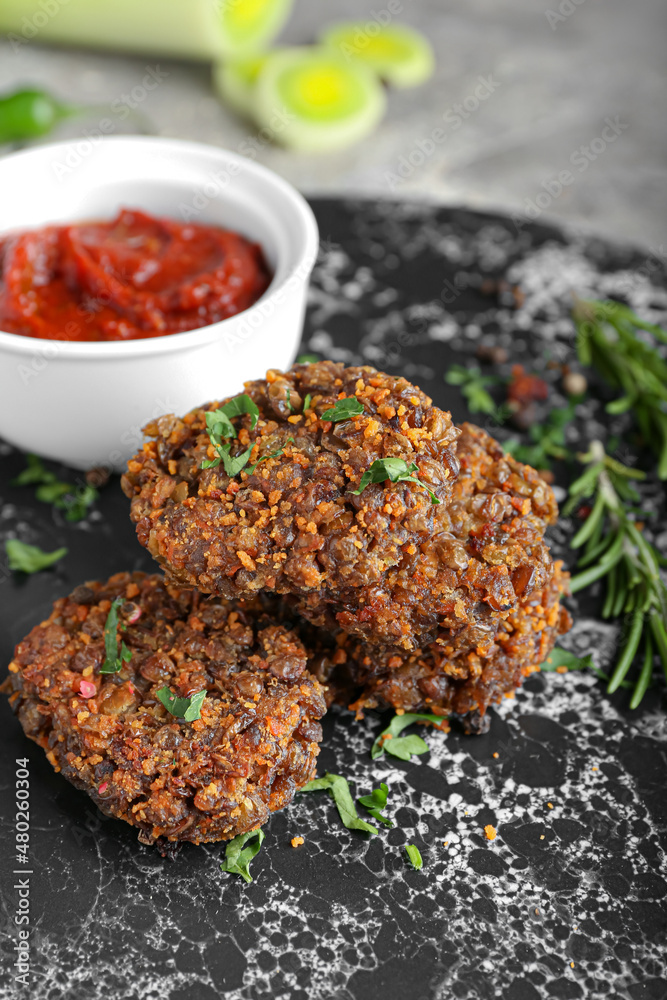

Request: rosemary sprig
left=565, top=440, right=667, bottom=707
left=573, top=298, right=667, bottom=478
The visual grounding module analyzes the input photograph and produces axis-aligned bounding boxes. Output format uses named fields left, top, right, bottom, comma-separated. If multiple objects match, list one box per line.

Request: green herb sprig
left=357, top=782, right=393, bottom=827
left=573, top=298, right=667, bottom=478
left=100, top=597, right=133, bottom=674
left=301, top=773, right=379, bottom=834
left=504, top=401, right=576, bottom=469
left=349, top=458, right=441, bottom=505
left=201, top=394, right=294, bottom=475
left=321, top=396, right=364, bottom=422
left=201, top=394, right=260, bottom=471
left=371, top=712, right=447, bottom=761
left=564, top=440, right=667, bottom=707
left=12, top=454, right=98, bottom=521
left=155, top=687, right=207, bottom=721
left=444, top=364, right=501, bottom=416
left=220, top=829, right=265, bottom=884
left=5, top=539, right=67, bottom=574
left=405, top=844, right=423, bottom=870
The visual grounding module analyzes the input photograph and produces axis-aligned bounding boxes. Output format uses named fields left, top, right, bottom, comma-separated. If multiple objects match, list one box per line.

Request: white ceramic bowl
left=0, top=137, right=319, bottom=470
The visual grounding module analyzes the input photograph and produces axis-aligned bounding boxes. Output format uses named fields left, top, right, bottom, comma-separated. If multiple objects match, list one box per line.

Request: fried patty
left=4, top=572, right=326, bottom=848
left=122, top=363, right=558, bottom=651
left=122, top=362, right=461, bottom=649
left=309, top=561, right=572, bottom=720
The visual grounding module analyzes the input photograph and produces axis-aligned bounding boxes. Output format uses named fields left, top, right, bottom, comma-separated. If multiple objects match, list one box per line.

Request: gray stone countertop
left=0, top=0, right=665, bottom=249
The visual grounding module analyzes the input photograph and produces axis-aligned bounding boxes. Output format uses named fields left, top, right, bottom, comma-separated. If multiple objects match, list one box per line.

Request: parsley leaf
left=357, top=782, right=393, bottom=827
left=202, top=395, right=261, bottom=470
left=296, top=353, right=320, bottom=364
left=303, top=393, right=312, bottom=412
left=99, top=597, right=133, bottom=674
left=371, top=712, right=447, bottom=761
left=12, top=453, right=57, bottom=487
left=285, top=388, right=294, bottom=413
left=220, top=829, right=265, bottom=884
left=246, top=437, right=295, bottom=475
left=219, top=393, right=260, bottom=430
left=155, top=687, right=207, bottom=721
left=5, top=539, right=67, bottom=574
left=405, top=843, right=423, bottom=870
left=503, top=401, right=576, bottom=469
left=538, top=646, right=614, bottom=683
left=57, top=484, right=99, bottom=522
left=445, top=364, right=500, bottom=416
left=205, top=408, right=236, bottom=443
left=321, top=397, right=364, bottom=422
left=13, top=455, right=98, bottom=521
left=301, top=773, right=379, bottom=834
left=349, top=458, right=441, bottom=505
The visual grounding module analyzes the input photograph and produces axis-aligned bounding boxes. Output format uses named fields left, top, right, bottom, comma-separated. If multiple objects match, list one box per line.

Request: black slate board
left=1, top=199, right=666, bottom=1000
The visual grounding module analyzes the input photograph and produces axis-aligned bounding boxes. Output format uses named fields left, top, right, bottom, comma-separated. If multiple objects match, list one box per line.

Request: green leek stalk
left=0, top=0, right=293, bottom=61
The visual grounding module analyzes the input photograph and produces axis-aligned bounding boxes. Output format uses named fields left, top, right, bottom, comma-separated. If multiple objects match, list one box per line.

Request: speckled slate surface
left=1, top=199, right=666, bottom=1000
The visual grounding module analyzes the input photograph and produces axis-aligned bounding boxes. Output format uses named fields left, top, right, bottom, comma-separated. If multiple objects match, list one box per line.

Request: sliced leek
left=213, top=54, right=270, bottom=120
left=0, top=0, right=293, bottom=60
left=319, top=21, right=435, bottom=88
left=254, top=47, right=386, bottom=152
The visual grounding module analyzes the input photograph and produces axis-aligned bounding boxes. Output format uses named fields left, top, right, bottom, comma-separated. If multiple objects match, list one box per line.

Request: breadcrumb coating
left=4, top=573, right=325, bottom=849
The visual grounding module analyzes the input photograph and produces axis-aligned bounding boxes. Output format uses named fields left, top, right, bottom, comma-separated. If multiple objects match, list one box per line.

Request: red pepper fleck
left=507, top=365, right=549, bottom=406
left=79, top=680, right=96, bottom=698
left=98, top=782, right=109, bottom=794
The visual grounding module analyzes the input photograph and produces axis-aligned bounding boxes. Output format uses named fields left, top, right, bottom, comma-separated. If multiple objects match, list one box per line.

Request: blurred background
left=1, top=0, right=665, bottom=247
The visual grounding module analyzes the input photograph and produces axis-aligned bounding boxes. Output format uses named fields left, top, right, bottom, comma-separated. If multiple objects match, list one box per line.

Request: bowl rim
left=0, top=136, right=319, bottom=359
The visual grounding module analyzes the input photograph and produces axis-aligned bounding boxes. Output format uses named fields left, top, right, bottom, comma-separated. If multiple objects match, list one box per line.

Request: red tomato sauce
left=0, top=209, right=271, bottom=342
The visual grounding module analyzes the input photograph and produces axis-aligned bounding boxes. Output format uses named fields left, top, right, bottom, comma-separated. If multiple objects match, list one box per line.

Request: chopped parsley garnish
left=504, top=401, right=576, bottom=469
left=321, top=396, right=364, bottom=422
left=285, top=388, right=294, bottom=413
left=405, top=844, right=423, bottom=870
left=539, top=647, right=596, bottom=674
left=296, top=353, right=320, bottom=364
left=12, top=454, right=98, bottom=521
left=357, top=782, right=393, bottom=827
left=204, top=442, right=254, bottom=476
left=99, top=597, right=133, bottom=674
left=5, top=539, right=67, bottom=574
left=246, top=438, right=295, bottom=475
left=349, top=458, right=441, bottom=505
left=444, top=364, right=501, bottom=416
left=201, top=394, right=266, bottom=472
left=12, top=453, right=53, bottom=486
left=371, top=712, right=447, bottom=761
left=303, top=393, right=312, bottom=412
left=301, top=773, right=378, bottom=834
left=218, top=393, right=260, bottom=429
left=220, top=829, right=265, bottom=884
left=155, top=687, right=207, bottom=721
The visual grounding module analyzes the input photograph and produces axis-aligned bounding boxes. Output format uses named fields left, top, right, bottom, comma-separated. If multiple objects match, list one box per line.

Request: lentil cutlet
left=4, top=572, right=326, bottom=849
left=122, top=363, right=559, bottom=651
left=309, top=561, right=571, bottom=721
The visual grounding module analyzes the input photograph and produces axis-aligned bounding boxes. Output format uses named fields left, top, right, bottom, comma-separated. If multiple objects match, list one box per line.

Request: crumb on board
left=547, top=802, right=554, bottom=809
left=291, top=836, right=305, bottom=848
left=484, top=824, right=497, bottom=841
